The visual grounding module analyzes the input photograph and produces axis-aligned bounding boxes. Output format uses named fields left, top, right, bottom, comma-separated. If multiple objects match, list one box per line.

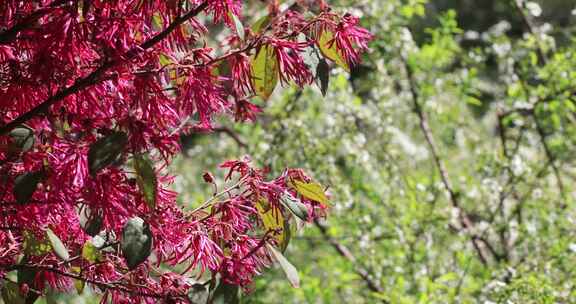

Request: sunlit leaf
left=252, top=44, right=278, bottom=100
left=46, top=228, right=70, bottom=261
left=229, top=11, right=244, bottom=40
left=317, top=30, right=349, bottom=72
left=255, top=200, right=290, bottom=252
left=71, top=266, right=85, bottom=294
left=266, top=243, right=300, bottom=288
left=82, top=240, right=100, bottom=263
left=291, top=180, right=329, bottom=205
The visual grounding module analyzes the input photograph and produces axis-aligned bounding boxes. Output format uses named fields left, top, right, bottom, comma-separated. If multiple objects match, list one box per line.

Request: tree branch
left=400, top=55, right=491, bottom=265
left=313, top=219, right=387, bottom=299
left=511, top=0, right=566, bottom=201
left=0, top=1, right=208, bottom=136
left=212, top=126, right=248, bottom=148
left=512, top=0, right=548, bottom=65
left=4, top=264, right=188, bottom=300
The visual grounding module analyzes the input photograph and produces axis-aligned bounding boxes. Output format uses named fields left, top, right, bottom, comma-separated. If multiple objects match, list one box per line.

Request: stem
left=188, top=176, right=248, bottom=216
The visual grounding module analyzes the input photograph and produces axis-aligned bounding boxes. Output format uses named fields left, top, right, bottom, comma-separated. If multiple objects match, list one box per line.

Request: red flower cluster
left=0, top=0, right=369, bottom=302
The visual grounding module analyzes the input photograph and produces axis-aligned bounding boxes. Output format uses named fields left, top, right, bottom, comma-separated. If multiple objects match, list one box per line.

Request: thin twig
left=313, top=219, right=387, bottom=298
left=187, top=176, right=248, bottom=216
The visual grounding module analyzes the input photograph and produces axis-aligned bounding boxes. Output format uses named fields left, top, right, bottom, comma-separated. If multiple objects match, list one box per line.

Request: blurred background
left=172, top=0, right=576, bottom=303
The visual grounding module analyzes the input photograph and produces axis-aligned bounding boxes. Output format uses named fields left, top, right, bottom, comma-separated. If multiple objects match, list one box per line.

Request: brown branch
left=533, top=111, right=566, bottom=199
left=3, top=264, right=188, bottom=300
left=213, top=126, right=248, bottom=148
left=511, top=0, right=566, bottom=201
left=400, top=55, right=490, bottom=266
left=0, top=1, right=208, bottom=136
left=313, top=219, right=387, bottom=300
left=512, top=0, right=548, bottom=65
left=516, top=80, right=566, bottom=200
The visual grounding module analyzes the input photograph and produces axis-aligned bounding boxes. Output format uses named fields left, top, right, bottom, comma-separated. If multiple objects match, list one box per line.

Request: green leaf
left=1, top=281, right=25, bottom=304
left=252, top=44, right=278, bottom=100
left=291, top=180, right=329, bottom=205
left=255, top=200, right=290, bottom=252
left=187, top=284, right=210, bottom=304
left=211, top=281, right=241, bottom=304
left=266, top=243, right=300, bottom=288
left=82, top=240, right=100, bottom=263
left=228, top=11, right=244, bottom=41
left=121, top=217, right=153, bottom=270
left=212, top=59, right=231, bottom=78
left=83, top=213, right=103, bottom=237
left=13, top=171, right=44, bottom=204
left=317, top=30, right=349, bottom=72
left=159, top=53, right=172, bottom=67
left=280, top=192, right=309, bottom=221
left=9, top=126, right=34, bottom=152
left=152, top=13, right=163, bottom=31
left=251, top=15, right=271, bottom=34
left=88, top=131, right=128, bottom=175
left=316, top=59, right=330, bottom=97
left=134, top=154, right=157, bottom=210
left=46, top=228, right=70, bottom=261
left=71, top=266, right=85, bottom=294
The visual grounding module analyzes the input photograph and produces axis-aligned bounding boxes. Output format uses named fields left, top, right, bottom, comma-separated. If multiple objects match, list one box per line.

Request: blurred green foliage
left=173, top=0, right=576, bottom=303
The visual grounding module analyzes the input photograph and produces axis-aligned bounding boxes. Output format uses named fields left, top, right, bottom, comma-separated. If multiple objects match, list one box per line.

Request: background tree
left=173, top=0, right=576, bottom=303
left=0, top=0, right=371, bottom=303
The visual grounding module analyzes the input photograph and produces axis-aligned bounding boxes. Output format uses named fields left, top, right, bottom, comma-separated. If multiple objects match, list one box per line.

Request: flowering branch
left=0, top=0, right=68, bottom=44
left=0, top=1, right=208, bottom=135
left=3, top=264, right=188, bottom=301
left=0, top=0, right=371, bottom=301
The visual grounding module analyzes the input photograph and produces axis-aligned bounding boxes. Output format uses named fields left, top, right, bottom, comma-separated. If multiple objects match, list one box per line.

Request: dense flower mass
left=0, top=0, right=369, bottom=302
